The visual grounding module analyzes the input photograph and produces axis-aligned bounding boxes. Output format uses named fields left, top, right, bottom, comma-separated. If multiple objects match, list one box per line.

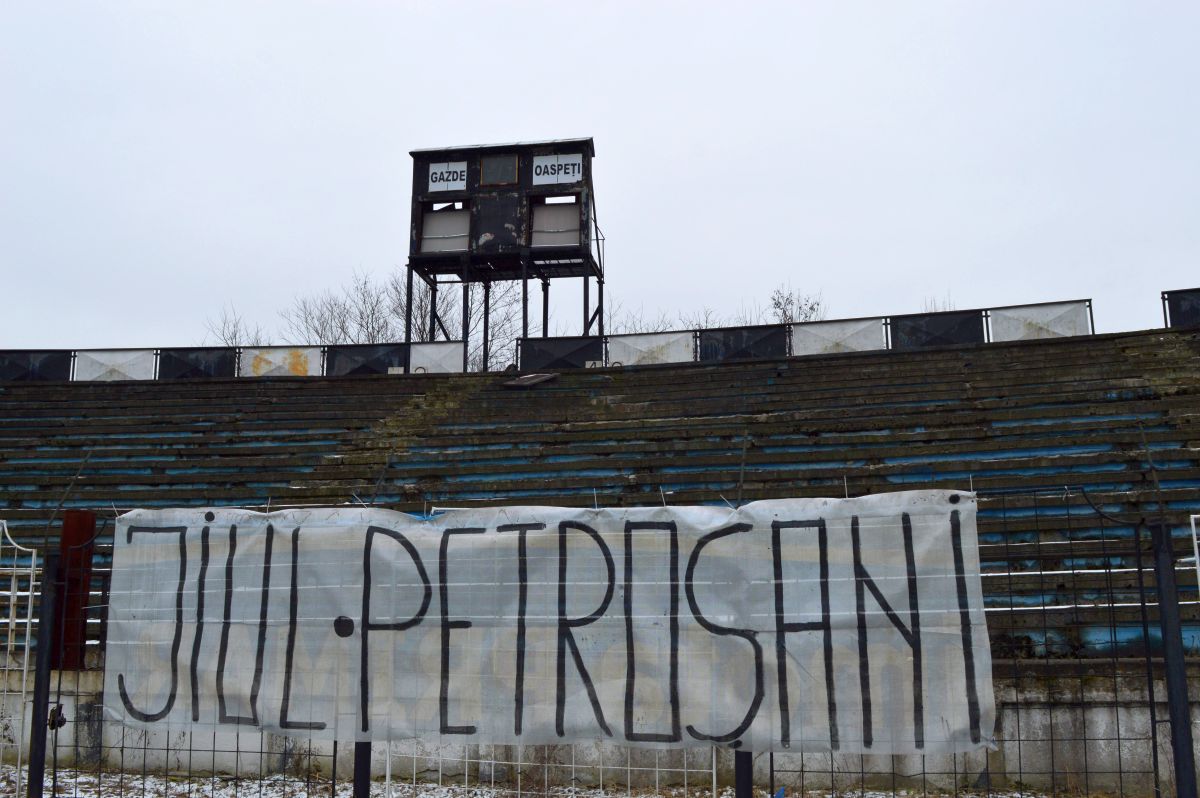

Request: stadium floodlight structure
left=404, top=138, right=604, bottom=371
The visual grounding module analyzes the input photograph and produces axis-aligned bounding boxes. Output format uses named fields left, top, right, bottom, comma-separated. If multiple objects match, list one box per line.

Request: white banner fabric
left=989, top=302, right=1091, bottom=341
left=606, top=332, right=694, bottom=366
left=73, top=349, right=157, bottom=381
left=103, top=491, right=994, bottom=753
left=409, top=342, right=464, bottom=374
left=791, top=319, right=886, bottom=357
left=238, top=347, right=322, bottom=377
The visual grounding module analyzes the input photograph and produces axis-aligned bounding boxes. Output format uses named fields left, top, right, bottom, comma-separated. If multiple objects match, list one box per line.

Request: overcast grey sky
left=2, top=2, right=1198, bottom=349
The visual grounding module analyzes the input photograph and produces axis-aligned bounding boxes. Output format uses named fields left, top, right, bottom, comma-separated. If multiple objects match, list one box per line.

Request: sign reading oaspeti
left=532, top=153, right=583, bottom=185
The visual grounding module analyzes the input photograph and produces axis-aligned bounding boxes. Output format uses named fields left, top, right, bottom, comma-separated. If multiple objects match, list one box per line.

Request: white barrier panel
left=791, top=319, right=886, bottom=356
left=73, top=349, right=156, bottom=381
left=409, top=341, right=464, bottom=373
left=607, top=331, right=694, bottom=366
left=238, top=346, right=322, bottom=377
left=104, top=491, right=994, bottom=754
left=989, top=301, right=1090, bottom=341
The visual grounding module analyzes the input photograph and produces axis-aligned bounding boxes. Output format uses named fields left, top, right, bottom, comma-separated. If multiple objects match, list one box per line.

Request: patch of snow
left=0, top=765, right=1051, bottom=798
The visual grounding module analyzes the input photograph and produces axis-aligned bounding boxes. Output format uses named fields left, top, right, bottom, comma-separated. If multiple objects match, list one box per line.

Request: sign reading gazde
left=428, top=161, right=467, bottom=191
left=103, top=491, right=994, bottom=753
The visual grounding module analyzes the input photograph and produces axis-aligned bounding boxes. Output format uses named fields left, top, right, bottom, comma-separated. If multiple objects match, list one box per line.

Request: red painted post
left=56, top=510, right=96, bottom=669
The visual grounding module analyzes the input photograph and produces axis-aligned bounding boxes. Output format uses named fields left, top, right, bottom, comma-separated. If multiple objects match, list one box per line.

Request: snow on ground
left=0, top=766, right=1053, bottom=798
left=2, top=767, right=734, bottom=798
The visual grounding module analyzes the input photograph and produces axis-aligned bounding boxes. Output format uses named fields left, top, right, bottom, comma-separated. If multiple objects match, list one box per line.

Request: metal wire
left=3, top=484, right=1196, bottom=796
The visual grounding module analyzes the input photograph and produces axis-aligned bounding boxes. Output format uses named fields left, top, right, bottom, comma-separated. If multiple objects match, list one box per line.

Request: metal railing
left=0, top=520, right=38, bottom=798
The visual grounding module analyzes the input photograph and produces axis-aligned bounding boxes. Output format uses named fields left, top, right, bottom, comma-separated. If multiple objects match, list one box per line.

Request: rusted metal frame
left=47, top=513, right=105, bottom=796
left=482, top=280, right=491, bottom=372
left=55, top=510, right=95, bottom=670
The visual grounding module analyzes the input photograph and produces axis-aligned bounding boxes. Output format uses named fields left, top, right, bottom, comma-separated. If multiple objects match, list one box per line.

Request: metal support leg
left=583, top=275, right=590, bottom=334
left=521, top=260, right=529, bottom=340
left=28, top=553, right=60, bottom=798
left=461, top=279, right=470, bottom=373
left=428, top=279, right=438, bottom=342
left=482, top=282, right=491, bottom=372
left=541, top=279, right=549, bottom=338
left=405, top=266, right=414, bottom=344
left=598, top=278, right=605, bottom=338
left=1151, top=523, right=1198, bottom=798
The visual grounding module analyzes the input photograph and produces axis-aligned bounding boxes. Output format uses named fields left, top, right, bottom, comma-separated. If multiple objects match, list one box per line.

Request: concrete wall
left=4, top=667, right=1198, bottom=796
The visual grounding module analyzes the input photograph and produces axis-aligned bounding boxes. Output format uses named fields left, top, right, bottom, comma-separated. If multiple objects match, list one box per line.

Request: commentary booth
left=405, top=138, right=605, bottom=371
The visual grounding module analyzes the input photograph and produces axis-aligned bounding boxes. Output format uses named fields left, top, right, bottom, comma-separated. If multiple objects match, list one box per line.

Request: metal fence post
left=1150, top=523, right=1198, bottom=798
left=27, top=552, right=60, bottom=798
left=735, top=750, right=752, bottom=798
left=353, top=741, right=372, bottom=798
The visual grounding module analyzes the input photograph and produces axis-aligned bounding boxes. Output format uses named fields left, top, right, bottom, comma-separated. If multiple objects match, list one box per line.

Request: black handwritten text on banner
left=103, top=491, right=994, bottom=753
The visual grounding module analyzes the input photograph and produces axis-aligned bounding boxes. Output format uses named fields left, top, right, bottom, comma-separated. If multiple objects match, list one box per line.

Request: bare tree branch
left=605, top=298, right=673, bottom=334
left=206, top=304, right=270, bottom=347
left=769, top=284, right=825, bottom=325
left=677, top=306, right=726, bottom=330
left=923, top=293, right=956, bottom=312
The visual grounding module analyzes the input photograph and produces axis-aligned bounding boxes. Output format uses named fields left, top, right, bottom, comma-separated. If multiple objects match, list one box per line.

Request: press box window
left=531, top=195, right=580, bottom=247
left=480, top=154, right=518, bottom=186
left=420, top=201, right=469, bottom=253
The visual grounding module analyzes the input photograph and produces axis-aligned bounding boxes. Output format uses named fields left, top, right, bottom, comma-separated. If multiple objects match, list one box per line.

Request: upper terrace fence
left=522, top=299, right=1101, bottom=371
left=0, top=341, right=468, bottom=382
left=1164, top=287, right=1200, bottom=329
left=3, top=289, right=1200, bottom=383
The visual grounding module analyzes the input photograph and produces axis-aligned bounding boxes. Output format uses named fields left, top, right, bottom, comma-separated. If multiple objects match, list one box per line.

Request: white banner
left=791, top=319, right=886, bottom=357
left=607, top=332, right=694, bottom=366
left=409, top=341, right=464, bottom=374
left=103, top=491, right=993, bottom=753
left=989, top=301, right=1091, bottom=341
left=73, top=349, right=156, bottom=381
left=238, top=347, right=322, bottom=377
